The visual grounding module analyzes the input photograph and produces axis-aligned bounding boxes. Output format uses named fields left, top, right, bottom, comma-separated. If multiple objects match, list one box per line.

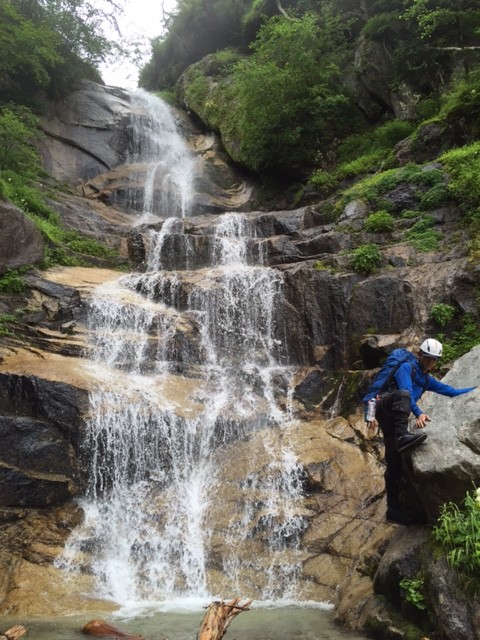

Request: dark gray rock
left=403, top=345, right=480, bottom=521
left=346, top=276, right=414, bottom=338
left=39, top=80, right=132, bottom=182
left=374, top=528, right=428, bottom=609
left=0, top=375, right=88, bottom=507
left=0, top=374, right=88, bottom=449
left=383, top=184, right=420, bottom=215
left=0, top=416, right=75, bottom=475
left=0, top=467, right=74, bottom=508
left=424, top=553, right=480, bottom=640
left=0, top=203, right=44, bottom=275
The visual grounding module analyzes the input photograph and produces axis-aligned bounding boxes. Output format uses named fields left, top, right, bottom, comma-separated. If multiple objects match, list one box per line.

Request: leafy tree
left=231, top=11, right=358, bottom=175
left=140, top=0, right=251, bottom=89
left=0, top=0, right=120, bottom=102
left=0, top=1, right=62, bottom=100
left=402, top=0, right=480, bottom=75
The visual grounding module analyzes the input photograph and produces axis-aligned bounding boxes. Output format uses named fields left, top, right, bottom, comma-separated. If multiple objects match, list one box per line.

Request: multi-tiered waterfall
left=58, top=91, right=308, bottom=611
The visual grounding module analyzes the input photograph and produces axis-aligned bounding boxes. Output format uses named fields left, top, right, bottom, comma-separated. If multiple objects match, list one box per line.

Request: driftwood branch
left=197, top=598, right=253, bottom=640
left=82, top=598, right=252, bottom=640
left=1, top=626, right=27, bottom=640
left=429, top=45, right=480, bottom=51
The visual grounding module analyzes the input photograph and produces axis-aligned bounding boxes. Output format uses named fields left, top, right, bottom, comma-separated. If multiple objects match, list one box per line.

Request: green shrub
left=440, top=142, right=480, bottom=209
left=0, top=108, right=42, bottom=177
left=337, top=150, right=393, bottom=180
left=0, top=177, right=6, bottom=200
left=432, top=487, right=480, bottom=577
left=439, top=70, right=480, bottom=139
left=404, top=215, right=440, bottom=251
left=231, top=12, right=358, bottom=174
left=364, top=210, right=395, bottom=232
left=0, top=270, right=26, bottom=294
left=66, top=236, right=116, bottom=258
left=308, top=169, right=340, bottom=195
left=0, top=314, right=16, bottom=337
left=341, top=164, right=427, bottom=211
left=350, top=244, right=382, bottom=274
left=439, top=314, right=480, bottom=362
left=429, top=303, right=456, bottom=327
left=419, top=182, right=451, bottom=209
left=399, top=574, right=426, bottom=610
left=313, top=260, right=333, bottom=271
left=337, top=120, right=414, bottom=164
left=401, top=209, right=422, bottom=219
left=416, top=97, right=441, bottom=120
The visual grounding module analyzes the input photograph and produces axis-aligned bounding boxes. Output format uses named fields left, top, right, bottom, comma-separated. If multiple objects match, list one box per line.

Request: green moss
left=404, top=215, right=440, bottom=251
left=441, top=142, right=480, bottom=211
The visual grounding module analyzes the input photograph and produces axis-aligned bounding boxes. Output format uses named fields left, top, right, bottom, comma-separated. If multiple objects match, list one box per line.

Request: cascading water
left=123, top=89, right=196, bottom=222
left=58, top=92, right=307, bottom=611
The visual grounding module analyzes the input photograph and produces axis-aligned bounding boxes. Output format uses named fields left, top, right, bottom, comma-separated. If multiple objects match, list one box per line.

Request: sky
left=100, top=0, right=175, bottom=89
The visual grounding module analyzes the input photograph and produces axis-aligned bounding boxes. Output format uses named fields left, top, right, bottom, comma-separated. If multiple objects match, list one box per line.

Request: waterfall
left=58, top=93, right=306, bottom=611
left=123, top=89, right=196, bottom=222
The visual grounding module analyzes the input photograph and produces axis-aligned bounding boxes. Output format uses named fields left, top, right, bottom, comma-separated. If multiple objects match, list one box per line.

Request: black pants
left=375, top=390, right=411, bottom=509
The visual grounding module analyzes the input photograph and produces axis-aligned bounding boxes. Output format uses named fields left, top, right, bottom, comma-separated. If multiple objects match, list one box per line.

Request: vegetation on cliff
left=140, top=0, right=480, bottom=177
left=0, top=0, right=122, bottom=103
left=0, top=1, right=124, bottom=272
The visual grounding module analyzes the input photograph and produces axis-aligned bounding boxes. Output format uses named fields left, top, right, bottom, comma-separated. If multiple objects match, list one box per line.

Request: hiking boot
left=396, top=432, right=427, bottom=453
left=385, top=506, right=419, bottom=526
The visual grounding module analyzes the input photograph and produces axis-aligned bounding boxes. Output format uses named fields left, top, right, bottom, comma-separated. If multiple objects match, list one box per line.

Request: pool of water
left=1, top=605, right=368, bottom=640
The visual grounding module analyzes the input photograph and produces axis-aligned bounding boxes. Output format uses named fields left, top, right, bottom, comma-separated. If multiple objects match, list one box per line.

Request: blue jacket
left=394, top=359, right=476, bottom=417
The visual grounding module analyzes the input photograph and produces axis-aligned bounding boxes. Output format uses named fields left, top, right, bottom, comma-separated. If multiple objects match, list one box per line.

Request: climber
left=363, top=338, right=476, bottom=526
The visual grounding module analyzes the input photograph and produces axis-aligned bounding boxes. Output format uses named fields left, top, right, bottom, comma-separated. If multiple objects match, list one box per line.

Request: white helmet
left=420, top=338, right=443, bottom=358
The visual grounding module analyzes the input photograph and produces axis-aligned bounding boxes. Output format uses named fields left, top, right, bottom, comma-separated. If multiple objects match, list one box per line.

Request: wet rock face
left=0, top=374, right=88, bottom=507
left=39, top=80, right=132, bottom=182
left=38, top=80, right=258, bottom=216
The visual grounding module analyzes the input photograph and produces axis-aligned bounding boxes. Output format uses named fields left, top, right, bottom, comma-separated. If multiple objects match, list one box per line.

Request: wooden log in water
left=82, top=620, right=144, bottom=640
left=82, top=598, right=251, bottom=640
left=1, top=626, right=27, bottom=640
left=197, top=598, right=253, bottom=640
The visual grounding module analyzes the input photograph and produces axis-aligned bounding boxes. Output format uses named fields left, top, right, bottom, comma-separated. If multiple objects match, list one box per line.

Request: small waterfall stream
left=58, top=91, right=307, bottom=611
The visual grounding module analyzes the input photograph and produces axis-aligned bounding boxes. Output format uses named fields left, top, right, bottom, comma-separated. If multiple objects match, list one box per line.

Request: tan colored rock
left=0, top=561, right=117, bottom=616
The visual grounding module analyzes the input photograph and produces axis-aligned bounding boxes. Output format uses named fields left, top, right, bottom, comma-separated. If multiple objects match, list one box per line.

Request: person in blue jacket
left=366, top=338, right=476, bottom=526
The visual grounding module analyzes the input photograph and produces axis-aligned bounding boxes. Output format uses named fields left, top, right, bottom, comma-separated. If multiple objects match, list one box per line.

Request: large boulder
left=403, top=345, right=480, bottom=521
left=0, top=202, right=44, bottom=275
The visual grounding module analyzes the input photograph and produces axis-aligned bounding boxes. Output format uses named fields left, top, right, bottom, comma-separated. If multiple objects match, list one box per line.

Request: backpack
left=362, top=348, right=418, bottom=403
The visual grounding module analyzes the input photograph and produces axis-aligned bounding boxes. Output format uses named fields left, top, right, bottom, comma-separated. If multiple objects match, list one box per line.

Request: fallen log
left=1, top=626, right=27, bottom=640
left=197, top=598, right=252, bottom=640
left=82, top=620, right=144, bottom=640
left=82, top=597, right=252, bottom=640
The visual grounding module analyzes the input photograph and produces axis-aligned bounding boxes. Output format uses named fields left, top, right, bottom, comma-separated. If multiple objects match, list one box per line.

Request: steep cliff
left=0, top=82, right=479, bottom=639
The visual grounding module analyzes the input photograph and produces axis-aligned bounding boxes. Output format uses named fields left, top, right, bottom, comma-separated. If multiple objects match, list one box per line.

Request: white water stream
left=58, top=92, right=308, bottom=613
